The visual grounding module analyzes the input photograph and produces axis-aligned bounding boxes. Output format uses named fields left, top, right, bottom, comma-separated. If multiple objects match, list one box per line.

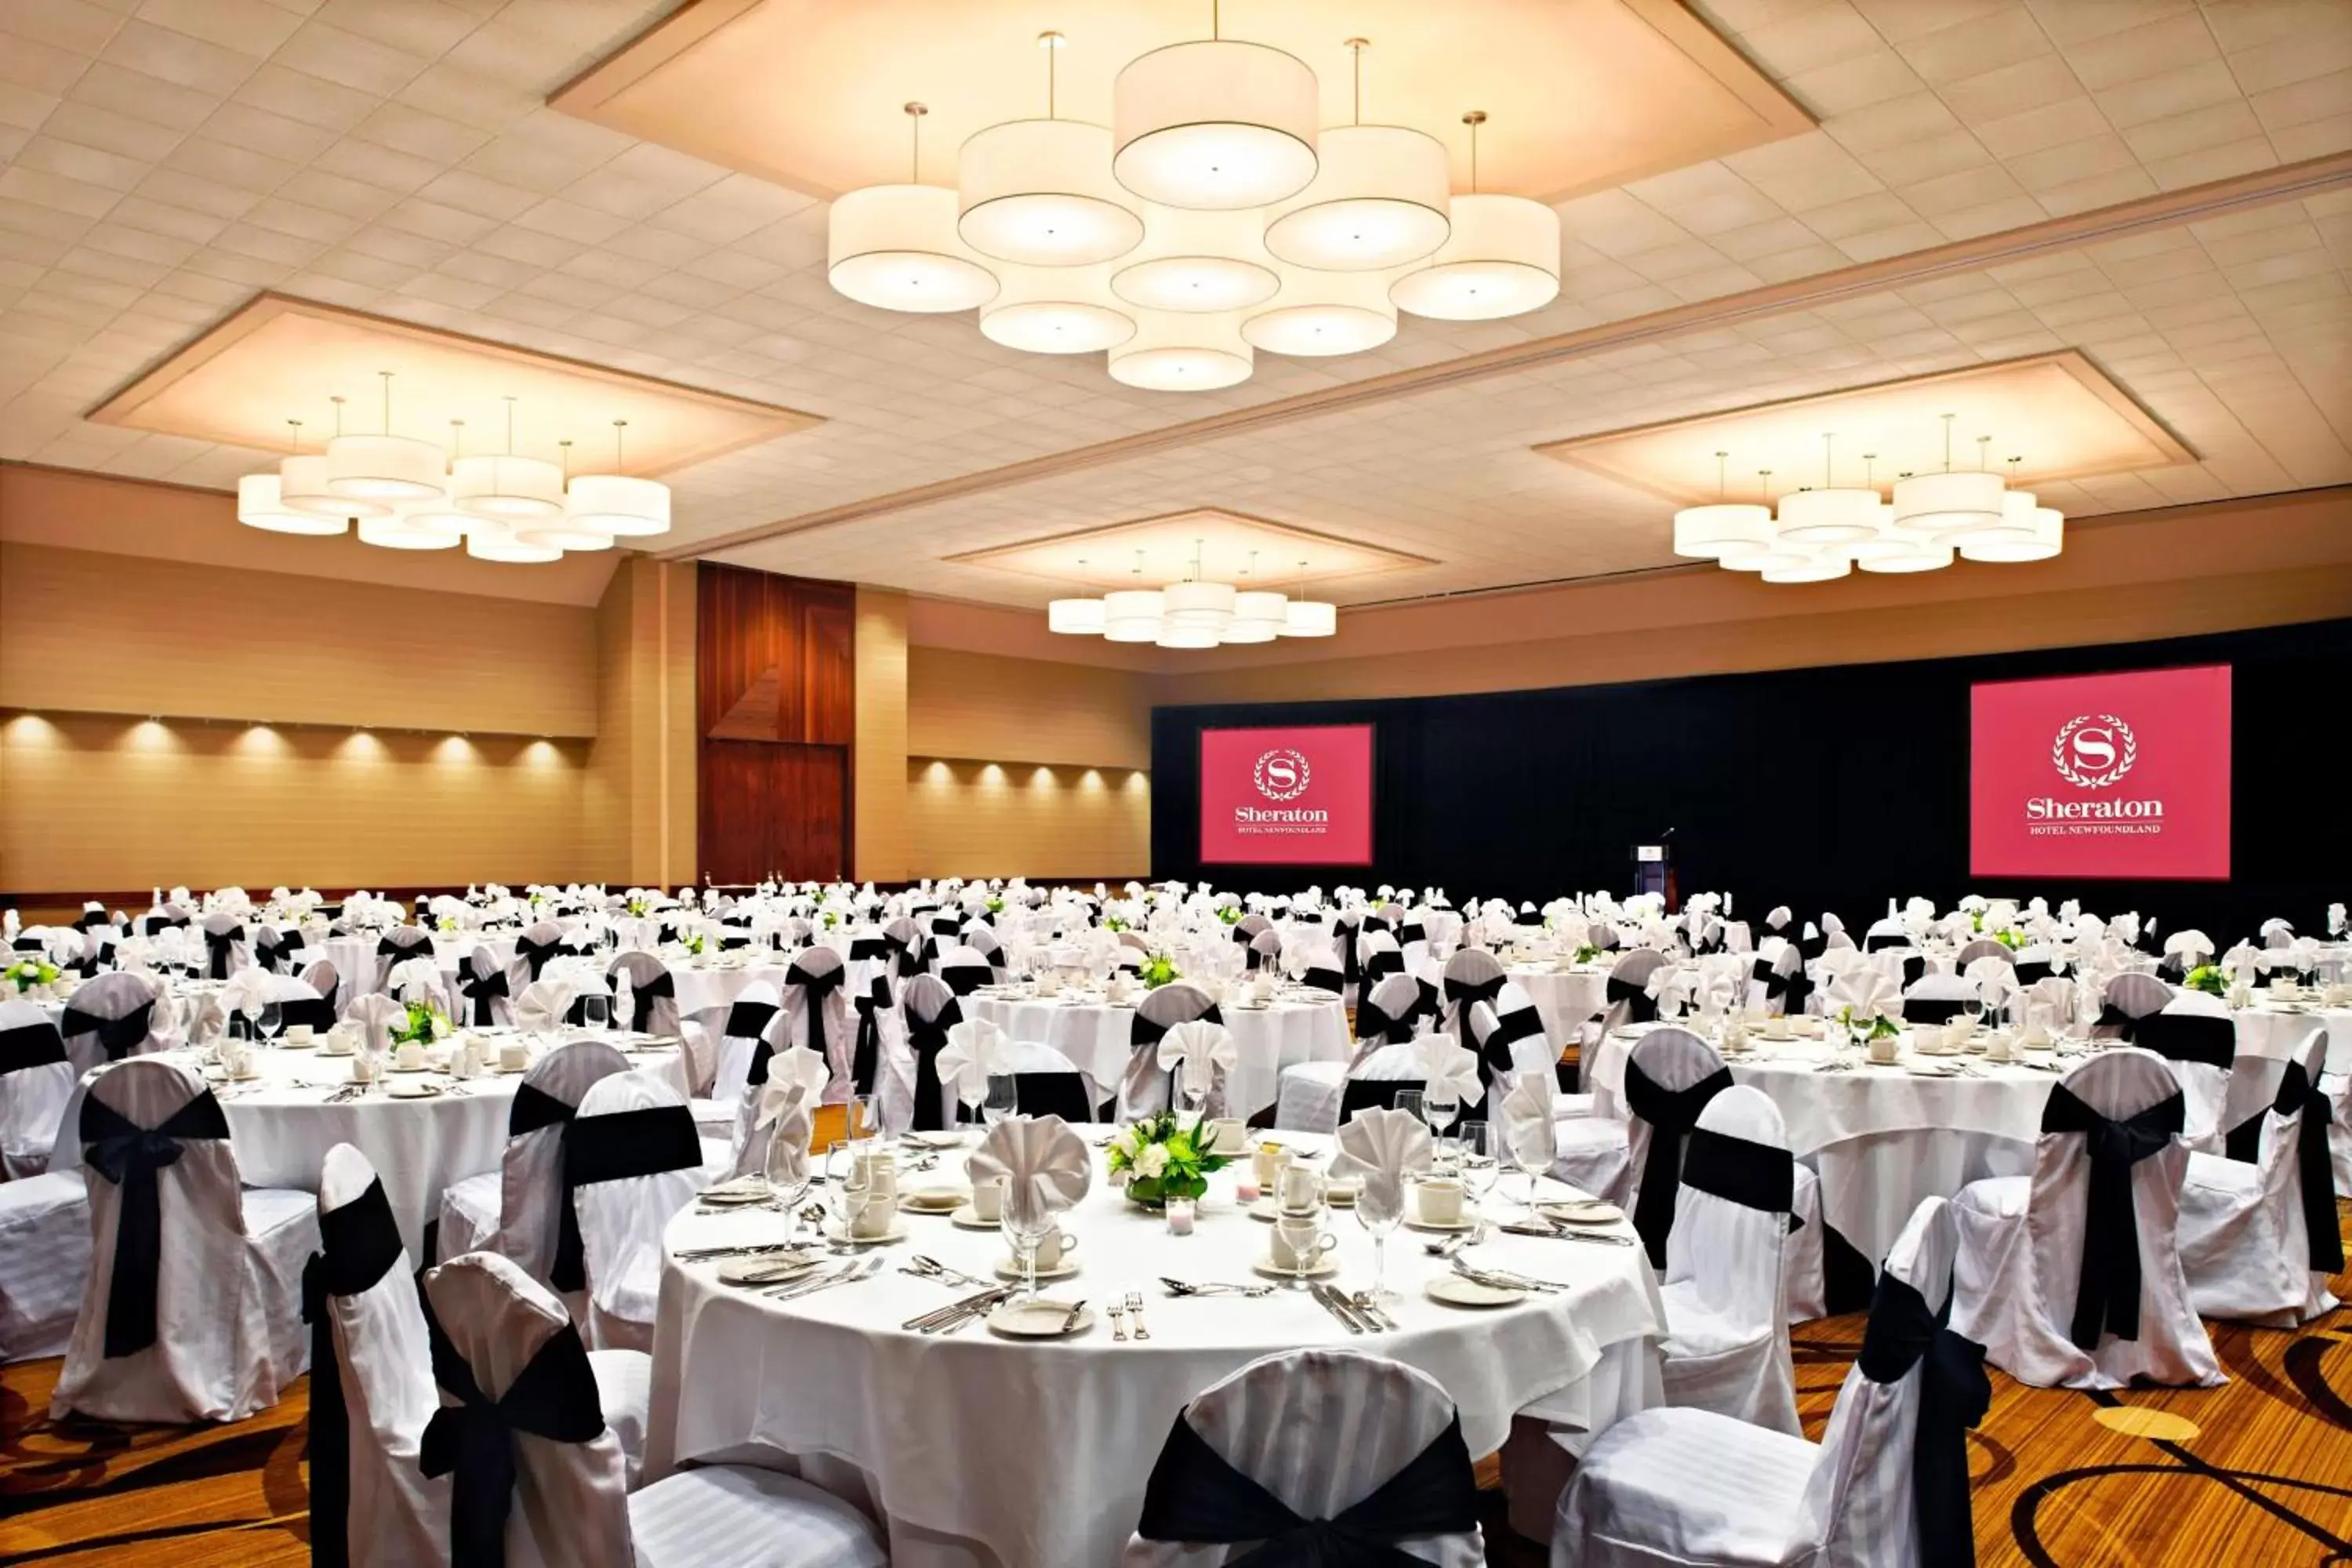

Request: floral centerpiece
left=1106, top=1110, right=1230, bottom=1207
left=2183, top=964, right=2227, bottom=998
left=1837, top=1002, right=1899, bottom=1047
left=1993, top=926, right=2026, bottom=950
left=1138, top=951, right=1180, bottom=989
left=5, top=957, right=60, bottom=994
left=822, top=909, right=842, bottom=931
left=390, top=1000, right=449, bottom=1047
left=1572, top=943, right=1602, bottom=966
left=626, top=896, right=649, bottom=918
left=1102, top=914, right=1130, bottom=933
left=681, top=932, right=706, bottom=958
left=437, top=913, right=458, bottom=932
left=985, top=895, right=1004, bottom=916
left=1214, top=904, right=1243, bottom=927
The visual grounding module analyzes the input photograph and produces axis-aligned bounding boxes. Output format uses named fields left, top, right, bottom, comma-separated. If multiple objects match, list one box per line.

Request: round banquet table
left=319, top=934, right=516, bottom=991
left=2232, top=1004, right=2351, bottom=1076
left=644, top=1133, right=1665, bottom=1567
left=155, top=1029, right=691, bottom=1258
left=963, top=989, right=1351, bottom=1121
left=1508, top=964, right=1611, bottom=1052
left=666, top=956, right=796, bottom=1022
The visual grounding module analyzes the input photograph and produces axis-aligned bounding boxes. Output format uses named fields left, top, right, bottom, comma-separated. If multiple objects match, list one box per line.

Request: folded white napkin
left=1500, top=1073, right=1555, bottom=1175
left=1414, top=1033, right=1483, bottom=1109
left=515, top=978, right=575, bottom=1033
left=1829, top=970, right=1897, bottom=1021
left=2220, top=942, right=2263, bottom=981
left=967, top=1115, right=1091, bottom=1229
left=938, top=1018, right=1012, bottom=1106
left=1157, top=1018, right=1236, bottom=1098
left=2163, top=929, right=2212, bottom=960
left=2027, top=975, right=2075, bottom=1025
left=345, top=993, right=406, bottom=1054
left=752, top=1076, right=821, bottom=1186
left=1330, top=1106, right=1432, bottom=1223
left=387, top=955, right=441, bottom=1003
left=1965, top=956, right=2016, bottom=1008
left=220, top=968, right=276, bottom=1017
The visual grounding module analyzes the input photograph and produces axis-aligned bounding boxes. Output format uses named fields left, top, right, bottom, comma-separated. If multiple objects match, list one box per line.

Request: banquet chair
left=1599, top=950, right=1664, bottom=1035
left=1554, top=1197, right=1984, bottom=1568
left=1465, top=987, right=1555, bottom=1107
left=1359, top=929, right=1405, bottom=990
left=1283, top=935, right=1347, bottom=996
left=0, top=1079, right=94, bottom=1361
left=936, top=943, right=995, bottom=1000
left=782, top=947, right=857, bottom=1103
left=2137, top=990, right=2238, bottom=1151
left=1742, top=942, right=1800, bottom=1018
left=420, top=1250, right=885, bottom=1567
left=371, top=927, right=434, bottom=994
left=961, top=923, right=1011, bottom=983
left=1122, top=981, right=1224, bottom=1120
left=252, top=924, right=303, bottom=974
left=1862, top=918, right=1909, bottom=953
left=1948, top=1047, right=2220, bottom=1388
left=198, top=910, right=251, bottom=979
left=2092, top=971, right=2173, bottom=1039
left=1655, top=1086, right=1800, bottom=1434
left=58, top=971, right=172, bottom=1074
left=303, top=956, right=344, bottom=1016
left=436, top=1040, right=632, bottom=1269
left=608, top=950, right=686, bottom=1038
left=1556, top=1027, right=1724, bottom=1237
left=1438, top=949, right=1509, bottom=1105
left=305, top=1144, right=448, bottom=1567
left=2176, top=1030, right=2339, bottom=1326
left=51, top=1057, right=318, bottom=1423
left=895, top=974, right=965, bottom=1133
left=1900, top=973, right=1980, bottom=1026
left=512, top=920, right=566, bottom=989
left=1953, top=938, right=2013, bottom=969
left=1244, top=926, right=1286, bottom=976
left=0, top=1000, right=72, bottom=1178
left=457, top=945, right=514, bottom=1029
left=1332, top=908, right=1366, bottom=1004
left=568, top=1072, right=706, bottom=1354
left=1123, top=1347, right=1485, bottom=1567
left=1273, top=974, right=1436, bottom=1131
left=263, top=974, right=338, bottom=1036
left=702, top=981, right=784, bottom=1136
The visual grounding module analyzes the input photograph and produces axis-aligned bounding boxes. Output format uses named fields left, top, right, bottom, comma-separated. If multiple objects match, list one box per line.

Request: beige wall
left=853, top=588, right=912, bottom=883
left=907, top=757, right=1151, bottom=880
left=584, top=555, right=698, bottom=889
left=906, top=644, right=1153, bottom=771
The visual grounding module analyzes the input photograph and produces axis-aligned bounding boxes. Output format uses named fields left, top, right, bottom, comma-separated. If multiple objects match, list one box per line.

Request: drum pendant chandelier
left=1050, top=549, right=1336, bottom=647
left=826, top=16, right=1563, bottom=390
left=1671, top=423, right=2063, bottom=586
left=234, top=373, right=672, bottom=561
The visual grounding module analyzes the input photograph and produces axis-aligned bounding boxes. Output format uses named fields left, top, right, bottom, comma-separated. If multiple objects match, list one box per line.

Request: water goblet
left=1355, top=1176, right=1404, bottom=1301
left=1393, top=1089, right=1426, bottom=1128
left=982, top=1073, right=1019, bottom=1129
left=1455, top=1120, right=1498, bottom=1220
left=998, top=1178, right=1054, bottom=1301
left=256, top=1000, right=284, bottom=1046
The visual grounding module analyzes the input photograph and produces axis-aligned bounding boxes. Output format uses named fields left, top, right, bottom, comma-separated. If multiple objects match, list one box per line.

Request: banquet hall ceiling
left=2, top=0, right=2347, bottom=611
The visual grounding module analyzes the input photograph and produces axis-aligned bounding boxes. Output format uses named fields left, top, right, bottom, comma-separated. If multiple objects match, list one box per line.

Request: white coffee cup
left=1021, top=1228, right=1080, bottom=1271
left=285, top=1025, right=314, bottom=1045
left=1253, top=1142, right=1293, bottom=1192
left=394, top=1041, right=426, bottom=1073
left=499, top=1040, right=530, bottom=1072
left=350, top=1054, right=376, bottom=1083
left=1269, top=1215, right=1338, bottom=1272
left=1416, top=1174, right=1465, bottom=1226
left=1867, top=1033, right=1899, bottom=1065
left=852, top=1148, right=898, bottom=1200
left=1278, top=1163, right=1323, bottom=1214
left=1984, top=1031, right=2016, bottom=1063
left=969, top=1171, right=1004, bottom=1223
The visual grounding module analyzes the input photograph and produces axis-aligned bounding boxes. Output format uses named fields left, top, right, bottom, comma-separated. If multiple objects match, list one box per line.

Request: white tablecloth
left=964, top=992, right=1351, bottom=1120
left=2233, top=1006, right=2351, bottom=1076
left=1508, top=967, right=1611, bottom=1051
left=319, top=935, right=516, bottom=992
left=645, top=1132, right=1662, bottom=1568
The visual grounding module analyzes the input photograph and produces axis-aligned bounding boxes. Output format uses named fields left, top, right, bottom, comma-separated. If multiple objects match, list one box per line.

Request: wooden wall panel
left=695, top=564, right=855, bottom=882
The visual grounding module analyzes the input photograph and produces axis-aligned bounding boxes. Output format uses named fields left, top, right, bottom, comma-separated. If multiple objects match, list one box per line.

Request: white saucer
left=985, top=1298, right=1094, bottom=1338
left=902, top=1187, right=967, bottom=1214
left=717, top=1254, right=820, bottom=1287
left=1249, top=1199, right=1330, bottom=1223
left=697, top=1185, right=771, bottom=1207
left=1403, top=1214, right=1478, bottom=1233
left=993, top=1257, right=1079, bottom=1282
left=387, top=1079, right=442, bottom=1098
left=1250, top=1255, right=1340, bottom=1280
left=950, top=1207, right=1001, bottom=1230
left=1540, top=1200, right=1625, bottom=1226
left=822, top=1221, right=908, bottom=1246
left=1427, top=1274, right=1524, bottom=1308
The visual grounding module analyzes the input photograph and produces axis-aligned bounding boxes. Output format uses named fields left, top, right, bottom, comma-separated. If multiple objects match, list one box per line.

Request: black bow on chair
left=303, top=1178, right=408, bottom=1568
left=1676, top=1123, right=1797, bottom=1222
left=2040, top=1082, right=2183, bottom=1350
left=1353, top=995, right=1416, bottom=1048
left=903, top=999, right=964, bottom=1132
left=1, top=1017, right=68, bottom=1075
left=1335, top=919, right=1363, bottom=991
left=419, top=1310, right=607, bottom=1568
left=1856, top=1268, right=1991, bottom=1568
left=80, top=1087, right=231, bottom=1357
left=1134, top=1407, right=1479, bottom=1566
left=1622, top=1059, right=1735, bottom=1267
left=850, top=980, right=889, bottom=1097
left=203, top=924, right=245, bottom=979
left=60, top=1000, right=154, bottom=1062
left=1605, top=974, right=1659, bottom=1027
left=1904, top=996, right=1973, bottom=1026
left=619, top=969, right=673, bottom=1034
left=1748, top=956, right=1790, bottom=1007
left=728, top=997, right=784, bottom=1088
left=1443, top=974, right=1507, bottom=1097
left=2130, top=1011, right=2234, bottom=1071
left=786, top=963, right=846, bottom=1075
left=514, top=935, right=560, bottom=981
left=252, top=929, right=292, bottom=973
left=459, top=967, right=510, bottom=1027
left=548, top=1104, right=703, bottom=1293
left=2227, top=1062, right=2344, bottom=1274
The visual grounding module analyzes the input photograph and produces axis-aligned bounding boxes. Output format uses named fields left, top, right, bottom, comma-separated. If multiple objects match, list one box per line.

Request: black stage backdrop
left=1151, top=618, right=2350, bottom=942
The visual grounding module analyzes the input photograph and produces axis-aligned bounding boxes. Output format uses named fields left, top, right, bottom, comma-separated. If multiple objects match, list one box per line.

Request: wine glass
left=1425, top=1083, right=1460, bottom=1142
left=577, top=989, right=611, bottom=1033
left=849, top=1093, right=884, bottom=1149
left=1355, top=1171, right=1403, bottom=1302
left=256, top=1000, right=284, bottom=1047
left=765, top=1116, right=813, bottom=1227
left=998, top=1177, right=1053, bottom=1300
left=822, top=1140, right=860, bottom=1247
left=982, top=1073, right=1019, bottom=1129
left=1456, top=1121, right=1498, bottom=1229
left=1393, top=1088, right=1426, bottom=1128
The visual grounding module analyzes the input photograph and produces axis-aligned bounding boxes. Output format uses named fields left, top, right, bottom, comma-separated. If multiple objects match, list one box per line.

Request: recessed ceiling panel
left=1536, top=353, right=2196, bottom=505
left=89, top=294, right=822, bottom=474
left=554, top=0, right=1812, bottom=205
left=944, top=506, right=1429, bottom=592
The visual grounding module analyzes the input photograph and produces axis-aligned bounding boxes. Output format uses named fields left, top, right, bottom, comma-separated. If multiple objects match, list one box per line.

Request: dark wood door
left=696, top=564, right=855, bottom=882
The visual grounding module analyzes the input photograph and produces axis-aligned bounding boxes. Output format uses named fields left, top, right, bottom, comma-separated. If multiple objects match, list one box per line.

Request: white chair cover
left=51, top=1057, right=318, bottom=1422
left=0, top=999, right=72, bottom=1178
left=436, top=1039, right=630, bottom=1269
left=782, top=948, right=856, bottom=1105
left=571, top=1071, right=704, bottom=1352
left=372, top=927, right=434, bottom=994
left=456, top=946, right=516, bottom=1029
left=1657, top=1086, right=1798, bottom=1434
left=0, top=1078, right=94, bottom=1362
left=58, top=971, right=173, bottom=1075
left=1272, top=975, right=1428, bottom=1134
left=1121, top=982, right=1221, bottom=1120
left=1555, top=1196, right=1977, bottom=1568
left=1949, top=1047, right=2221, bottom=1389
left=2176, top=1029, right=2339, bottom=1326
left=1123, top=1348, right=1485, bottom=1567
left=2143, top=989, right=2234, bottom=1150
left=705, top=979, right=784, bottom=1131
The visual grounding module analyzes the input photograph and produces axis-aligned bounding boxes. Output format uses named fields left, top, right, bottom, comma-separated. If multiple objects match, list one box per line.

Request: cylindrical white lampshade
left=1102, top=588, right=1165, bottom=641
left=564, top=475, right=670, bottom=538
left=1264, top=124, right=1450, bottom=271
left=238, top=474, right=349, bottom=535
left=1047, top=597, right=1107, bottom=633
left=1156, top=620, right=1221, bottom=648
left=828, top=184, right=1000, bottom=313
left=1243, top=265, right=1396, bottom=355
left=450, top=453, right=564, bottom=521
left=1112, top=204, right=1279, bottom=312
left=1858, top=535, right=1957, bottom=573
left=1892, top=470, right=2005, bottom=536
left=979, top=261, right=1136, bottom=354
left=1761, top=547, right=1853, bottom=583
left=1388, top=194, right=1559, bottom=320
left=1218, top=616, right=1279, bottom=644
left=1231, top=589, right=1288, bottom=626
left=1773, top=488, right=1881, bottom=545
left=1942, top=487, right=2040, bottom=550
left=1717, top=539, right=1813, bottom=574
left=958, top=119, right=1142, bottom=266
left=325, top=434, right=445, bottom=501
left=1281, top=598, right=1337, bottom=637
left=1160, top=579, right=1236, bottom=637
left=356, top=510, right=462, bottom=550
left=1108, top=310, right=1252, bottom=390
left=516, top=514, right=616, bottom=551
left=1962, top=502, right=2063, bottom=563
left=1672, top=502, right=1773, bottom=560
left=465, top=517, right=564, bottom=564
left=1113, top=40, right=1319, bottom=210
left=1843, top=503, right=1919, bottom=564
left=281, top=454, right=387, bottom=518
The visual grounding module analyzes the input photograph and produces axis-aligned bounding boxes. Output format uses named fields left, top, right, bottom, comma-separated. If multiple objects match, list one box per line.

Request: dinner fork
left=1124, top=1289, right=1149, bottom=1341
left=1160, top=1276, right=1276, bottom=1298
left=905, top=1254, right=990, bottom=1290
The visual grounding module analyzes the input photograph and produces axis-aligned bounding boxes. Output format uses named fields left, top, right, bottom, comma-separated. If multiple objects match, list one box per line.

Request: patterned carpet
left=3, top=1205, right=2347, bottom=1566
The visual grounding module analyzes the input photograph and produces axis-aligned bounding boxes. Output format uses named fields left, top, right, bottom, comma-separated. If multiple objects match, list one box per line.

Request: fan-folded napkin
left=938, top=1018, right=1013, bottom=1106
left=221, top=968, right=277, bottom=1018
left=344, top=993, right=405, bottom=1054
left=1157, top=1018, right=1236, bottom=1097
left=1500, top=1073, right=1556, bottom=1175
left=1829, top=969, right=1897, bottom=1020
left=1330, top=1106, right=1433, bottom=1222
left=515, top=978, right=575, bottom=1034
left=966, top=1115, right=1091, bottom=1229
left=1413, top=1033, right=1483, bottom=1109
left=386, top=955, right=441, bottom=1003
left=751, top=1054, right=828, bottom=1185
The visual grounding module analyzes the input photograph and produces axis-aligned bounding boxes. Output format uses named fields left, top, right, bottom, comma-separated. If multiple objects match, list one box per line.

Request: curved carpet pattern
left=4, top=1203, right=2347, bottom=1566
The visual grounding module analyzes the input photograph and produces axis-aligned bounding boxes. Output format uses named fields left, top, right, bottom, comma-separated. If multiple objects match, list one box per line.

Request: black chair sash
left=10, top=935, right=44, bottom=953
left=620, top=969, right=673, bottom=1034
left=786, top=964, right=846, bottom=1075
left=1857, top=1270, right=1991, bottom=1568
left=253, top=930, right=292, bottom=973
left=2092, top=1003, right=2150, bottom=1039
left=60, top=1000, right=154, bottom=1061
left=80, top=1087, right=231, bottom=1357
left=1361, top=949, right=1405, bottom=989
left=1396, top=921, right=1427, bottom=949
left=1135, top=1407, right=1478, bottom=1565
left=377, top=933, right=426, bottom=961
left=940, top=964, right=989, bottom=997
left=419, top=1312, right=606, bottom=1568
left=73, top=909, right=110, bottom=931
left=280, top=994, right=337, bottom=1033
left=2014, top=960, right=2053, bottom=987
left=1605, top=975, right=1657, bottom=1025
left=1623, top=1061, right=1734, bottom=1267
left=507, top=1080, right=577, bottom=1138
left=514, top=935, right=559, bottom=981
left=460, top=967, right=510, bottom=1027
left=851, top=988, right=887, bottom=1097
left=904, top=1000, right=964, bottom=1132
left=2040, top=1083, right=2184, bottom=1350
left=1905, top=996, right=1972, bottom=1025
left=1748, top=956, right=1789, bottom=1004
left=2131, top=1011, right=2234, bottom=1071
left=1443, top=974, right=1507, bottom=1094
left=1336, top=920, right=1362, bottom=987
left=1677, top=1124, right=1795, bottom=1220
left=1339, top=1076, right=1422, bottom=1122
left=1901, top=956, right=1928, bottom=989
left=1133, top=1002, right=1225, bottom=1051
left=1474, top=1006, right=1547, bottom=1091
left=1299, top=964, right=1345, bottom=995
left=1, top=1017, right=67, bottom=1073
left=204, top=924, right=245, bottom=979
left=302, top=1177, right=407, bottom=1568
left=2267, top=1062, right=2344, bottom=1274
left=731, top=1001, right=784, bottom=1091
left=1866, top=931, right=1906, bottom=952
left=551, top=1103, right=704, bottom=1292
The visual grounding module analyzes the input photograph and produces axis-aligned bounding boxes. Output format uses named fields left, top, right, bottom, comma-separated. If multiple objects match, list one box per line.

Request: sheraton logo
left=1252, top=747, right=1312, bottom=802
left=2028, top=713, right=2162, bottom=835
